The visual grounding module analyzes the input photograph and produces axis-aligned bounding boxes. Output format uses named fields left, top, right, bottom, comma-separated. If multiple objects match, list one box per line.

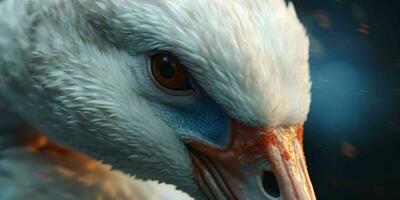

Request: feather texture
left=0, top=0, right=311, bottom=199
left=0, top=146, right=193, bottom=200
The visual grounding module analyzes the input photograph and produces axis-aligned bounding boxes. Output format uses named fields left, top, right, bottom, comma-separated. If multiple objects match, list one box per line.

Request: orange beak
left=189, top=121, right=316, bottom=200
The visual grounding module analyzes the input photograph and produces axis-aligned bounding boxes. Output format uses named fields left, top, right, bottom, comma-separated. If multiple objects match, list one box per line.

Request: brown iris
left=150, top=52, right=192, bottom=91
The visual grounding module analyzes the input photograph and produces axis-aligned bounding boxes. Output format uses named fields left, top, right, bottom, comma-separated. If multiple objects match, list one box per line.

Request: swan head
left=19, top=0, right=313, bottom=199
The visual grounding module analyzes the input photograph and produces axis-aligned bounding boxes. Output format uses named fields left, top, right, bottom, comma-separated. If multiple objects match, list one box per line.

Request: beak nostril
left=262, top=171, right=280, bottom=198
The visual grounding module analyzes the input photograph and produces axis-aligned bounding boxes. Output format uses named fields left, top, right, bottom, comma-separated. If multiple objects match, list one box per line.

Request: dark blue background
left=291, top=0, right=400, bottom=199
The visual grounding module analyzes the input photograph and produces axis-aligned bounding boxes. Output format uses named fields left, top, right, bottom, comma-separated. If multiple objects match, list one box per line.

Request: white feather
left=0, top=0, right=311, bottom=199
left=0, top=146, right=193, bottom=200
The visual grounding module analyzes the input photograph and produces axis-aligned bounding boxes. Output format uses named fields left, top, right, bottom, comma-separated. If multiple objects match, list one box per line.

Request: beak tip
left=190, top=122, right=316, bottom=200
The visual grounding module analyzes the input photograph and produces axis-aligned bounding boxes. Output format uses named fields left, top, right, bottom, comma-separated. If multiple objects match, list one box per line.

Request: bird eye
left=150, top=52, right=193, bottom=94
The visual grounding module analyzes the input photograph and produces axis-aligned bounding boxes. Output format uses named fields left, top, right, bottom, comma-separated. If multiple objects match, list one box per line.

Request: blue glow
left=311, top=62, right=366, bottom=130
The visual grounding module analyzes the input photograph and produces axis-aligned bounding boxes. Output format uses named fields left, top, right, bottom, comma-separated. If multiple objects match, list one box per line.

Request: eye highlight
left=149, top=52, right=193, bottom=95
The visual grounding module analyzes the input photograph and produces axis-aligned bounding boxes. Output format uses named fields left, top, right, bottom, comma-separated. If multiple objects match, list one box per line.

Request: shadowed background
left=290, top=0, right=400, bottom=199
left=0, top=0, right=399, bottom=199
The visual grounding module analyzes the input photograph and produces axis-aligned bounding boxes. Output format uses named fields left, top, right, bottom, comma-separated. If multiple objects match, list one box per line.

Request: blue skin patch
left=128, top=54, right=230, bottom=148
left=150, top=97, right=230, bottom=148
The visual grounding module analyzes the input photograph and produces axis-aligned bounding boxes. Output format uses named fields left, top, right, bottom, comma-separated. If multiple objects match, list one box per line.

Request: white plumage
left=0, top=146, right=193, bottom=200
left=0, top=0, right=311, bottom=199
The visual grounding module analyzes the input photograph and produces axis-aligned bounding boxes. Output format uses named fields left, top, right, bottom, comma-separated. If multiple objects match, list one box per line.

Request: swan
left=0, top=0, right=314, bottom=199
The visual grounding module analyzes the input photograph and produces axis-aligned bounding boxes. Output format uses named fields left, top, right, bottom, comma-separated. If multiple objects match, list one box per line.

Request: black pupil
left=160, top=56, right=176, bottom=79
left=262, top=171, right=280, bottom=197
